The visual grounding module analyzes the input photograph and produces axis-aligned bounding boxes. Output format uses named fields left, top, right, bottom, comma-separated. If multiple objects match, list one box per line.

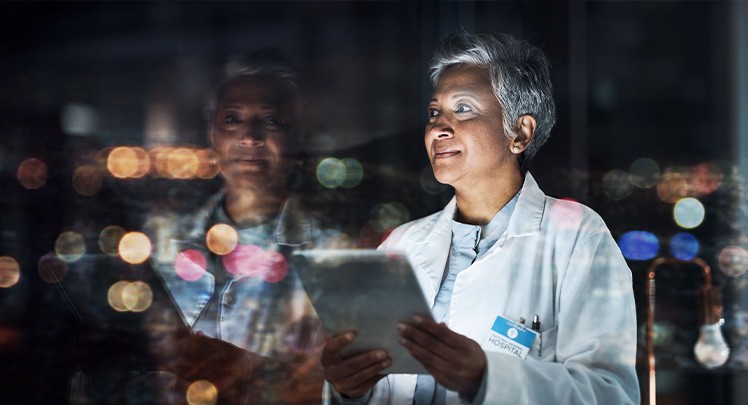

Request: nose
left=238, top=121, right=266, bottom=146
left=426, top=115, right=454, bottom=140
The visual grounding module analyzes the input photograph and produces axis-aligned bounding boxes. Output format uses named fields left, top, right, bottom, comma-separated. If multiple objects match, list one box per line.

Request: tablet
left=291, top=249, right=433, bottom=374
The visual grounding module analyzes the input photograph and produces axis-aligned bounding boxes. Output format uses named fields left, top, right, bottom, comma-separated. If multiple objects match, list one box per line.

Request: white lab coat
left=370, top=173, right=639, bottom=404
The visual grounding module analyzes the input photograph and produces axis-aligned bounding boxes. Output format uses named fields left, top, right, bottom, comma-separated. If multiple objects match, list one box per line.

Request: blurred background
left=1, top=1, right=747, bottom=403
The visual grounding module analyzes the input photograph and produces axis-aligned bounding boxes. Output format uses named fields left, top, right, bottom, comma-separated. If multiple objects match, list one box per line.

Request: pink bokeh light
left=174, top=249, right=208, bottom=281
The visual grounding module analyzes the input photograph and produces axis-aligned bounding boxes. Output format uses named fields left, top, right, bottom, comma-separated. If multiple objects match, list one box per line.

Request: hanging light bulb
left=693, top=285, right=730, bottom=368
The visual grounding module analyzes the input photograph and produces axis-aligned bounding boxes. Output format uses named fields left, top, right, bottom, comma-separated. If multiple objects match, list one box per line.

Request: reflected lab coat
left=372, top=173, right=639, bottom=404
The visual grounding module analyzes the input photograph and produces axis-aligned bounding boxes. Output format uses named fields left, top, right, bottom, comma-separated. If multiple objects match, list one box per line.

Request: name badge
left=483, top=315, right=537, bottom=359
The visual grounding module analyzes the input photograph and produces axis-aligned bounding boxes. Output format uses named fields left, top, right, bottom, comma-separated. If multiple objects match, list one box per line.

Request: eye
left=221, top=113, right=242, bottom=126
left=264, top=116, right=285, bottom=129
left=455, top=103, right=473, bottom=113
left=427, top=108, right=439, bottom=121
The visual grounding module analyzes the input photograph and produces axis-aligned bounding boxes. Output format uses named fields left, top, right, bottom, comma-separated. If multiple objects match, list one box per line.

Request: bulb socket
left=697, top=285, right=723, bottom=325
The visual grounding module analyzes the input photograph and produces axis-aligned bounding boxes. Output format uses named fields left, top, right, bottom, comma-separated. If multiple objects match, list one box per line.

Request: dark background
left=1, top=1, right=747, bottom=403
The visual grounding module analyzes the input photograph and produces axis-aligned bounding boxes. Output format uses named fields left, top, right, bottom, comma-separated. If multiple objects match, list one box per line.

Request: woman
left=322, top=32, right=639, bottom=404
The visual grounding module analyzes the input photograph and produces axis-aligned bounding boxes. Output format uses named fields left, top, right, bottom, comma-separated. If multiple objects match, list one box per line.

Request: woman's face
left=208, top=76, right=295, bottom=193
left=425, top=65, right=517, bottom=190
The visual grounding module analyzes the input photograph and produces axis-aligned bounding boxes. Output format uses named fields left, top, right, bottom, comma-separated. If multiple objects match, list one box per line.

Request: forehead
left=216, top=76, right=290, bottom=107
left=433, top=65, right=493, bottom=97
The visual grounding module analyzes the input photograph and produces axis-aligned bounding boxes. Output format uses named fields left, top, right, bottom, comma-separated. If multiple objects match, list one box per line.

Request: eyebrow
left=221, top=103, right=279, bottom=111
left=429, top=92, right=480, bottom=104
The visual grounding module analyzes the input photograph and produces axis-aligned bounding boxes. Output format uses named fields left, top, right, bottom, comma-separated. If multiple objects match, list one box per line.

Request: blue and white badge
left=483, top=315, right=538, bottom=359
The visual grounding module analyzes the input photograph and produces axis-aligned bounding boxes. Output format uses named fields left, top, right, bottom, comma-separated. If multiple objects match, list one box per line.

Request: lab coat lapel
left=408, top=198, right=456, bottom=304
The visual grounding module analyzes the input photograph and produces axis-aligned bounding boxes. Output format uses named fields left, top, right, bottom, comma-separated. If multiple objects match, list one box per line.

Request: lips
left=432, top=146, right=461, bottom=159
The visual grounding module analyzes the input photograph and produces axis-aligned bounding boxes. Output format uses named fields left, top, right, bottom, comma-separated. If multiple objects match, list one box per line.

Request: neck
left=223, top=187, right=288, bottom=227
left=454, top=170, right=524, bottom=225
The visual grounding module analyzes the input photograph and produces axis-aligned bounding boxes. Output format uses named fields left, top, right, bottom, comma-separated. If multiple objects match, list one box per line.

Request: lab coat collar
left=403, top=173, right=546, bottom=297
left=408, top=172, right=545, bottom=245
left=505, top=172, right=545, bottom=238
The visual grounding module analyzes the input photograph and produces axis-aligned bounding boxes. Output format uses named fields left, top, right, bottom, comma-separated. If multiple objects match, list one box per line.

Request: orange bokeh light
left=167, top=148, right=199, bottom=179
left=72, top=165, right=103, bottom=196
left=130, top=147, right=152, bottom=179
left=118, top=232, right=152, bottom=264
left=195, top=148, right=220, bottom=179
left=186, top=380, right=218, bottom=405
left=122, top=281, right=153, bottom=312
left=17, top=157, right=48, bottom=190
left=0, top=256, right=21, bottom=288
left=656, top=169, right=689, bottom=204
left=206, top=224, right=238, bottom=255
left=108, top=147, right=139, bottom=178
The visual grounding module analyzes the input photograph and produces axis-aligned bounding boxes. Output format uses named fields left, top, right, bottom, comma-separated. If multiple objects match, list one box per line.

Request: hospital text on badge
left=484, top=315, right=537, bottom=359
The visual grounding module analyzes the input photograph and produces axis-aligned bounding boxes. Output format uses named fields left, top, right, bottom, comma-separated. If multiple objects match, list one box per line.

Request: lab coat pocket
left=530, top=326, right=558, bottom=361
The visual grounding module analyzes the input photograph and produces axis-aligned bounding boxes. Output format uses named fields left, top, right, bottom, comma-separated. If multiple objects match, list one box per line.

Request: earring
left=513, top=146, right=520, bottom=154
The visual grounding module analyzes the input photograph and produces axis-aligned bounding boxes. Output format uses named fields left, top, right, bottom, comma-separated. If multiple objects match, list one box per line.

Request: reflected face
left=209, top=76, right=295, bottom=192
left=425, top=65, right=514, bottom=189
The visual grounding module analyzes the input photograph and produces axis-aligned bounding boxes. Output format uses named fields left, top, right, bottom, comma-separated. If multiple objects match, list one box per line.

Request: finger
left=321, top=331, right=356, bottom=365
left=411, top=316, right=464, bottom=348
left=326, top=349, right=389, bottom=382
left=397, top=323, right=452, bottom=361
left=399, top=335, right=451, bottom=374
left=330, top=355, right=391, bottom=394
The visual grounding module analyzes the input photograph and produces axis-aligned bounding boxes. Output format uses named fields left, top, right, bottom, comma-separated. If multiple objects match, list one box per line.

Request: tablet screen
left=292, top=249, right=433, bottom=374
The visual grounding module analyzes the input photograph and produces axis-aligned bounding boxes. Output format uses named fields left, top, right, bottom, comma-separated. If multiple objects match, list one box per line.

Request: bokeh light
left=122, top=281, right=153, bottom=312
left=602, top=170, right=632, bottom=200
left=262, top=251, right=288, bottom=283
left=548, top=198, right=584, bottom=230
left=151, top=146, right=172, bottom=177
left=629, top=158, right=660, bottom=188
left=420, top=166, right=449, bottom=195
left=107, top=147, right=140, bottom=178
left=195, top=148, right=220, bottom=179
left=689, top=162, right=723, bottom=197
left=0, top=256, right=21, bottom=288
left=316, top=157, right=346, bottom=188
left=60, top=103, right=99, bottom=135
left=339, top=158, right=364, bottom=188
left=717, top=246, right=748, bottom=277
left=222, top=244, right=265, bottom=277
left=38, top=253, right=69, bottom=284
left=118, top=232, right=152, bottom=264
left=619, top=230, right=660, bottom=260
left=206, top=224, right=238, bottom=255
left=175, top=249, right=208, bottom=281
left=656, top=169, right=689, bottom=204
left=17, top=157, right=48, bottom=190
left=130, top=147, right=151, bottom=179
left=371, top=202, right=410, bottom=232
left=673, top=197, right=705, bottom=229
left=72, top=165, right=103, bottom=196
left=99, top=225, right=126, bottom=257
left=669, top=233, right=700, bottom=260
left=55, top=231, right=86, bottom=263
left=107, top=281, right=130, bottom=312
left=167, top=148, right=199, bottom=179
left=186, top=380, right=218, bottom=405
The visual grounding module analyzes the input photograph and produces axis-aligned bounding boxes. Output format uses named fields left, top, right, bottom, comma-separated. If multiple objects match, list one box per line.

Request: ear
left=511, top=115, right=536, bottom=154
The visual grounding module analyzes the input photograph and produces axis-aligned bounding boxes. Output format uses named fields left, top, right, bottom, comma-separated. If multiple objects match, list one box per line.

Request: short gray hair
left=429, top=32, right=556, bottom=172
left=204, top=48, right=301, bottom=126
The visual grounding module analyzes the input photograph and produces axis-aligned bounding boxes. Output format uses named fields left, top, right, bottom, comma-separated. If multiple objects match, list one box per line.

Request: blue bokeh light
left=619, top=231, right=660, bottom=261
left=669, top=232, right=700, bottom=260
